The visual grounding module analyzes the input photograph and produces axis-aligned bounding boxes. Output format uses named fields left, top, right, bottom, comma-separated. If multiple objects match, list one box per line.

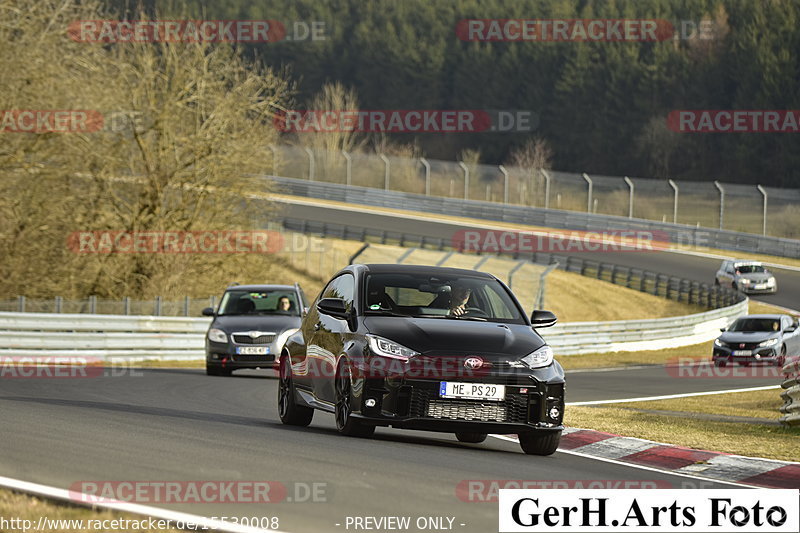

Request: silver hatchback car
left=715, top=259, right=777, bottom=294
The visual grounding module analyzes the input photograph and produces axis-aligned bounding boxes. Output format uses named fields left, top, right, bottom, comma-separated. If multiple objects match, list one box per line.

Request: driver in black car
left=448, top=284, right=472, bottom=317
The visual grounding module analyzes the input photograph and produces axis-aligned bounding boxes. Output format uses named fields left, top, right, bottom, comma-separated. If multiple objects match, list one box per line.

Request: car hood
left=211, top=315, right=301, bottom=333
left=363, top=317, right=542, bottom=358
left=719, top=331, right=780, bottom=343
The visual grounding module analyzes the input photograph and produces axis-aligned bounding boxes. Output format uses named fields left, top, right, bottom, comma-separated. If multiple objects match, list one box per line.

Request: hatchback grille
left=233, top=334, right=276, bottom=345
left=409, top=388, right=529, bottom=423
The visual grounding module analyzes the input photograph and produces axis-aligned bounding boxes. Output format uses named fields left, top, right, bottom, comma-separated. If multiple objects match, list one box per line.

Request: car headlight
left=758, top=338, right=778, bottom=347
left=714, top=338, right=726, bottom=347
left=366, top=334, right=419, bottom=360
left=207, top=328, right=227, bottom=343
left=739, top=278, right=751, bottom=284
left=767, top=277, right=776, bottom=286
left=521, top=345, right=554, bottom=369
left=275, top=328, right=299, bottom=353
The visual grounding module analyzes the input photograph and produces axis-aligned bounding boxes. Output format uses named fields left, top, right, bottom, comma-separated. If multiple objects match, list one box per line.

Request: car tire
left=518, top=430, right=561, bottom=456
left=714, top=279, right=720, bottom=286
left=278, top=355, right=314, bottom=427
left=455, top=432, right=487, bottom=444
left=334, top=362, right=375, bottom=438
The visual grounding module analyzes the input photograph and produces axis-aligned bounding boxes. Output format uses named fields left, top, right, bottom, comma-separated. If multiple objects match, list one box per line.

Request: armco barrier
left=267, top=176, right=800, bottom=259
left=0, top=299, right=746, bottom=361
left=779, top=358, right=800, bottom=426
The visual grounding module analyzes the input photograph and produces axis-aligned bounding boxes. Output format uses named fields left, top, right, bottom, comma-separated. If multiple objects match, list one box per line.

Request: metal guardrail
left=0, top=312, right=209, bottom=360
left=281, top=217, right=746, bottom=310
left=0, top=298, right=747, bottom=360
left=780, top=358, right=800, bottom=427
left=268, top=176, right=800, bottom=259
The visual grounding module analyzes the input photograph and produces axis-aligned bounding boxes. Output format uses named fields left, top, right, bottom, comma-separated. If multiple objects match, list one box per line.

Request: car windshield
left=728, top=318, right=780, bottom=332
left=217, top=290, right=300, bottom=316
left=735, top=265, right=766, bottom=274
left=363, top=273, right=526, bottom=324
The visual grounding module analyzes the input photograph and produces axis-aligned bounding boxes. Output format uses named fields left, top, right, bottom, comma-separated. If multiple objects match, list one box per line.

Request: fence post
left=540, top=169, right=551, bottom=209
left=458, top=161, right=469, bottom=200
left=155, top=296, right=162, bottom=316
left=342, top=150, right=352, bottom=186
left=507, top=260, right=526, bottom=291
left=581, top=173, right=593, bottom=213
left=184, top=296, right=190, bottom=317
left=124, top=297, right=131, bottom=315
left=420, top=157, right=431, bottom=196
left=714, top=180, right=725, bottom=229
left=668, top=179, right=679, bottom=224
left=623, top=176, right=634, bottom=218
left=89, top=295, right=96, bottom=314
left=535, top=261, right=559, bottom=309
left=17, top=295, right=25, bottom=313
left=268, top=144, right=278, bottom=174
left=55, top=296, right=62, bottom=313
left=305, top=147, right=315, bottom=181
left=499, top=165, right=509, bottom=205
left=380, top=153, right=390, bottom=190
left=757, top=185, right=768, bottom=236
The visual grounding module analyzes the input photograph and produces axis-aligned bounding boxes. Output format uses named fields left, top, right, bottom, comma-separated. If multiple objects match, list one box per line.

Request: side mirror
left=202, top=307, right=215, bottom=317
left=719, top=328, right=726, bottom=332
left=785, top=326, right=796, bottom=333
left=317, top=298, right=349, bottom=319
left=302, top=306, right=310, bottom=317
left=531, top=310, right=557, bottom=328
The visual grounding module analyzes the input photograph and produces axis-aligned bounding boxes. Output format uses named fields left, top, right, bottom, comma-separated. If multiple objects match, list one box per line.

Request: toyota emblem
left=464, top=356, right=484, bottom=370
left=739, top=343, right=745, bottom=348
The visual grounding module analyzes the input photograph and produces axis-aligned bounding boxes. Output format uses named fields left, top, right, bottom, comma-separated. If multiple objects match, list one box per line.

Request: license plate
left=236, top=346, right=269, bottom=355
left=754, top=284, right=767, bottom=290
left=439, top=381, right=505, bottom=401
left=732, top=350, right=751, bottom=356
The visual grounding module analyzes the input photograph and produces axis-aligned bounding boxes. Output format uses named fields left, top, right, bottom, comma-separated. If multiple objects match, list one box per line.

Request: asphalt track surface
left=275, top=198, right=800, bottom=311
left=0, top=366, right=766, bottom=533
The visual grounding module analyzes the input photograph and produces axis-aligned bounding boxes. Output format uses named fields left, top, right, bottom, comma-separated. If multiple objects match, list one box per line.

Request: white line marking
left=488, top=435, right=755, bottom=488
left=0, top=475, right=285, bottom=533
left=566, top=385, right=780, bottom=405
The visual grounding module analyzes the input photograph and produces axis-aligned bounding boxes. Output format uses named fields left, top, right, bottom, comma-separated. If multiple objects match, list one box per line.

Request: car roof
left=357, top=263, right=496, bottom=279
left=731, top=259, right=762, bottom=265
left=225, top=284, right=296, bottom=292
left=735, top=314, right=786, bottom=320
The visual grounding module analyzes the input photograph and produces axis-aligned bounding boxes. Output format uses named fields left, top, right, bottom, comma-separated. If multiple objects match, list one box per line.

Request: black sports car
left=203, top=283, right=308, bottom=376
left=279, top=264, right=565, bottom=455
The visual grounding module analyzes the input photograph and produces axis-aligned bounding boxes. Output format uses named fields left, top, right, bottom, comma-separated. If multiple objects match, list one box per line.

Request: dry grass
left=566, top=391, right=800, bottom=462
left=557, top=341, right=712, bottom=370
left=0, top=488, right=182, bottom=533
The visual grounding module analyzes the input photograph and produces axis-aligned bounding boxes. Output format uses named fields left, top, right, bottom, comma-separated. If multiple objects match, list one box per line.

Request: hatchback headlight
left=739, top=278, right=751, bottom=284
left=758, top=338, right=778, bottom=347
left=275, top=328, right=299, bottom=353
left=366, top=334, right=419, bottom=360
left=767, top=277, right=776, bottom=286
left=207, top=328, right=227, bottom=343
left=521, top=345, right=554, bottom=369
left=714, top=338, right=727, bottom=347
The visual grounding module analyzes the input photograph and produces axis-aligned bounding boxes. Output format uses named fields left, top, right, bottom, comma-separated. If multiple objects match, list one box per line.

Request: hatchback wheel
left=455, top=432, right=487, bottom=444
left=518, top=430, right=561, bottom=456
left=278, top=356, right=313, bottom=426
left=335, top=363, right=375, bottom=438
left=776, top=346, right=787, bottom=368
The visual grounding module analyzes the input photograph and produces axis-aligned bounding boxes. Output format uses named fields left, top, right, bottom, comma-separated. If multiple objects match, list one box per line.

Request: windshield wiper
left=419, top=314, right=487, bottom=322
left=364, top=309, right=410, bottom=317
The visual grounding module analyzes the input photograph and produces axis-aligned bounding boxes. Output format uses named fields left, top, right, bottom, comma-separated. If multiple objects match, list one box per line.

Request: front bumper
left=713, top=345, right=781, bottom=365
left=738, top=282, right=777, bottom=294
left=206, top=340, right=278, bottom=370
left=351, top=371, right=565, bottom=434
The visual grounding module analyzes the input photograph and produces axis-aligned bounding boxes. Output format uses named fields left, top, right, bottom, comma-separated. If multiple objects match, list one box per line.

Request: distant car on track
left=715, top=259, right=777, bottom=294
left=203, top=283, right=308, bottom=376
left=278, top=263, right=565, bottom=456
left=713, top=314, right=799, bottom=367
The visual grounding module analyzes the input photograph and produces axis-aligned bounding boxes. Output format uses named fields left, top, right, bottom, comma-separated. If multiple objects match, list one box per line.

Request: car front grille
left=409, top=388, right=529, bottom=423
left=232, top=334, right=276, bottom=345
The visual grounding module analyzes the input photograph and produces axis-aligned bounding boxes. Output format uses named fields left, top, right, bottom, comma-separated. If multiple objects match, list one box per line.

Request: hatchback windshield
left=218, top=290, right=300, bottom=316
left=735, top=265, right=767, bottom=274
left=363, top=273, right=525, bottom=324
left=728, top=318, right=780, bottom=332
